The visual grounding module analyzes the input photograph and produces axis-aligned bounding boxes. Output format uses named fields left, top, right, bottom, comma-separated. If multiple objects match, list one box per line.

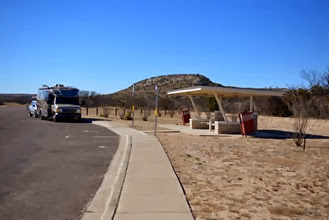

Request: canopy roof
left=167, top=86, right=285, bottom=97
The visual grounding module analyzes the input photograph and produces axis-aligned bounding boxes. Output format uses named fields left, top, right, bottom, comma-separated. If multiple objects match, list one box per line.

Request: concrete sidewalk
left=93, top=121, right=194, bottom=220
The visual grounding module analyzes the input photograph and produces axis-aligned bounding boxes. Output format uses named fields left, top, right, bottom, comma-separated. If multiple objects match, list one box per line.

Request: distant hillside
left=0, top=94, right=35, bottom=105
left=95, top=74, right=222, bottom=108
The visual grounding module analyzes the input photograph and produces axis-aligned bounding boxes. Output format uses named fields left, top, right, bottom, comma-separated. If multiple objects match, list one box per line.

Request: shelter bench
left=190, top=118, right=241, bottom=134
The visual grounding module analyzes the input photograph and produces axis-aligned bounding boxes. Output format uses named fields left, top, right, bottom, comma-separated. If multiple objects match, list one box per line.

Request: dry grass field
left=158, top=134, right=328, bottom=220
left=83, top=107, right=329, bottom=220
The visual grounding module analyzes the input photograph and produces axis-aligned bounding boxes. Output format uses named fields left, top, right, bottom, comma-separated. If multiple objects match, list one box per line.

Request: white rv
left=37, top=84, right=83, bottom=122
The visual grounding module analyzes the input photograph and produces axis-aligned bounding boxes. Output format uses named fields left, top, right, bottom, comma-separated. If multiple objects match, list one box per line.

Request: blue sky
left=1, top=0, right=328, bottom=94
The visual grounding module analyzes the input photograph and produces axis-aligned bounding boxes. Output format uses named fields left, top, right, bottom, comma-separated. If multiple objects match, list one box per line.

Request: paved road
left=0, top=107, right=119, bottom=220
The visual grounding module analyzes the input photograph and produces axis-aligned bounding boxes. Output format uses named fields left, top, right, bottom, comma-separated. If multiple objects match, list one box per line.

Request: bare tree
left=79, top=90, right=99, bottom=107
left=320, top=68, right=329, bottom=88
left=288, top=88, right=312, bottom=151
left=301, top=70, right=319, bottom=88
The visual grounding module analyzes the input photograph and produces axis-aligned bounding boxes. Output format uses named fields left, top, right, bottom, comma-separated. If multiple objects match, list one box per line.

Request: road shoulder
left=81, top=130, right=132, bottom=220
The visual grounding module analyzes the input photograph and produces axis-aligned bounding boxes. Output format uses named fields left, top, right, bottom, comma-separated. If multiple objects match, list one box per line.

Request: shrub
left=124, top=111, right=132, bottom=120
left=141, top=109, right=149, bottom=121
left=293, top=116, right=308, bottom=151
left=288, top=88, right=313, bottom=151
left=207, top=97, right=219, bottom=112
left=102, top=107, right=109, bottom=118
left=119, top=110, right=124, bottom=120
left=205, top=112, right=211, bottom=119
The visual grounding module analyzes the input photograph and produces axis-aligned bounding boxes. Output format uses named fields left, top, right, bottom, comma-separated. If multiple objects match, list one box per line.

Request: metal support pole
left=154, top=84, right=159, bottom=136
left=189, top=95, right=200, bottom=118
left=132, top=84, right=135, bottom=128
left=214, top=93, right=228, bottom=122
left=250, top=96, right=254, bottom=112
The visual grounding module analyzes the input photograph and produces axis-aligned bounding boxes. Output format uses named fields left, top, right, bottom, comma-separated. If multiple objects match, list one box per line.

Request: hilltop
left=94, top=74, right=222, bottom=108
left=111, top=74, right=221, bottom=98
left=113, top=74, right=222, bottom=96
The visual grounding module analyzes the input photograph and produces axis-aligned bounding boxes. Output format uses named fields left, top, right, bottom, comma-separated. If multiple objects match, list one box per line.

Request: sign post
left=154, top=83, right=158, bottom=136
left=132, top=84, right=135, bottom=128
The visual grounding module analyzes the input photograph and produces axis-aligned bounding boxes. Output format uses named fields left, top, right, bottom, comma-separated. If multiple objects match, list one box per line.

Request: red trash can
left=181, top=109, right=191, bottom=125
left=239, top=112, right=255, bottom=136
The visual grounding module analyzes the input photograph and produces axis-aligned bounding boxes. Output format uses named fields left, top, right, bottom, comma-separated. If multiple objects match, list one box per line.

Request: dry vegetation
left=83, top=108, right=329, bottom=219
left=81, top=107, right=183, bottom=130
left=158, top=134, right=328, bottom=220
left=157, top=117, right=329, bottom=220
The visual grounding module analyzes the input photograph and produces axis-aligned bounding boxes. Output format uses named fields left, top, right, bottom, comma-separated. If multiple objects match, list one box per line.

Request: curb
left=81, top=130, right=132, bottom=220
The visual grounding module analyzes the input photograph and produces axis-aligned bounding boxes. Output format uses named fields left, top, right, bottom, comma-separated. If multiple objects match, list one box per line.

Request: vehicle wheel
left=29, top=112, right=32, bottom=117
left=39, top=110, right=44, bottom=120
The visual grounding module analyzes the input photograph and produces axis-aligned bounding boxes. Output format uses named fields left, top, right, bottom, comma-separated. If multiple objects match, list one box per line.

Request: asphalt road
left=0, top=107, right=119, bottom=220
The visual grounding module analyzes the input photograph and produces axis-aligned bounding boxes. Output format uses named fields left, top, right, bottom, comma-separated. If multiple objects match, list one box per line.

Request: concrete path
left=93, top=121, right=194, bottom=220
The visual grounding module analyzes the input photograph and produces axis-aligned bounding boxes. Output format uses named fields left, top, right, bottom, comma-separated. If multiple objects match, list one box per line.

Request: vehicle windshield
left=55, top=96, right=79, bottom=105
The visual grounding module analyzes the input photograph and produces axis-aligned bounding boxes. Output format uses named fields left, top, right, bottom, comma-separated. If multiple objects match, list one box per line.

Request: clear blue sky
left=1, top=0, right=328, bottom=94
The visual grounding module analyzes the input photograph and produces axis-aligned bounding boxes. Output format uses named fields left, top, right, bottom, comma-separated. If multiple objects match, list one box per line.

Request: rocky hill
left=113, top=74, right=221, bottom=97
left=88, top=73, right=288, bottom=113
left=95, top=74, right=222, bottom=108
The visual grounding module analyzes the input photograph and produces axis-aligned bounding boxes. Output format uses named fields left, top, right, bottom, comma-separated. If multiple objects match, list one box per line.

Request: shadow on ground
left=54, top=118, right=111, bottom=124
left=251, top=129, right=329, bottom=140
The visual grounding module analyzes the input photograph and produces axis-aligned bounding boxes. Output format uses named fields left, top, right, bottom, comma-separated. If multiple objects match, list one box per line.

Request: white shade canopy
left=167, top=86, right=285, bottom=97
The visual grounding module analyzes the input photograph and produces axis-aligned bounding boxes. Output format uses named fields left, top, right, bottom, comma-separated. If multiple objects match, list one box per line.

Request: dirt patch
left=268, top=158, right=300, bottom=167
left=268, top=206, right=303, bottom=217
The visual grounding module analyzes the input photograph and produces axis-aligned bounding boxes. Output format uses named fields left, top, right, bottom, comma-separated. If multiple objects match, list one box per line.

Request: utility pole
left=154, top=83, right=158, bottom=136
left=132, top=84, right=135, bottom=128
